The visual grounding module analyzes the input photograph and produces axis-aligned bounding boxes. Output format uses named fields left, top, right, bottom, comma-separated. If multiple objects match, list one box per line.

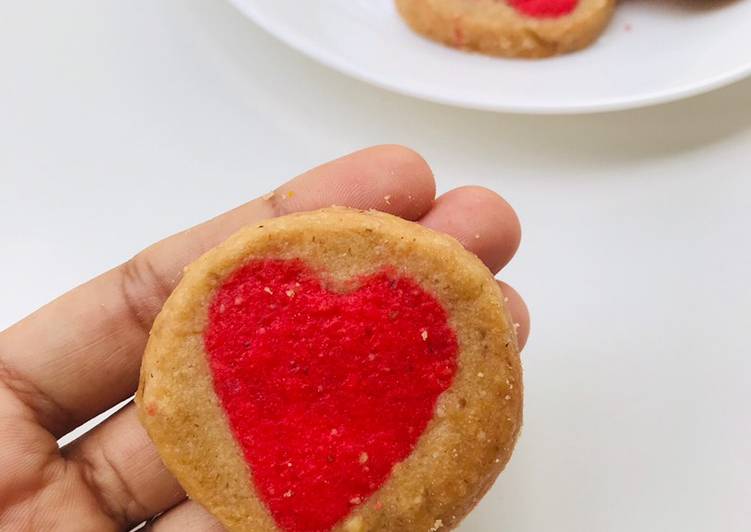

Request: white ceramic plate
left=227, top=0, right=751, bottom=114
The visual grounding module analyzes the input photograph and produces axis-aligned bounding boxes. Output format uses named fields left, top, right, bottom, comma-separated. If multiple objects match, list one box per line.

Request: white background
left=1, top=2, right=750, bottom=531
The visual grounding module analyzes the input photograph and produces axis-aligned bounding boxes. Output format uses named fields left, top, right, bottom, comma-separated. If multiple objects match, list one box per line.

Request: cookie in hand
left=137, top=207, right=522, bottom=531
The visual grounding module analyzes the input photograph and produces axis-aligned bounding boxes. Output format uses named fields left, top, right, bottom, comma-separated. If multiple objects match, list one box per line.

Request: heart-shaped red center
left=205, top=259, right=458, bottom=532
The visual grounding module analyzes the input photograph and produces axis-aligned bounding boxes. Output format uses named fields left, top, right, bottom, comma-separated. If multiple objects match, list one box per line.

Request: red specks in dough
left=507, top=0, right=578, bottom=18
left=204, top=259, right=458, bottom=532
left=452, top=15, right=466, bottom=47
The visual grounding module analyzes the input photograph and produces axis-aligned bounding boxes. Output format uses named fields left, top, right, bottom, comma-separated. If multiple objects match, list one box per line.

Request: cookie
left=137, top=207, right=522, bottom=532
left=395, top=0, right=615, bottom=58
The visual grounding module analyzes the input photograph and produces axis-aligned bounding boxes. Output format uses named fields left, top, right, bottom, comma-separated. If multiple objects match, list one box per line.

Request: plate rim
left=227, top=0, right=751, bottom=115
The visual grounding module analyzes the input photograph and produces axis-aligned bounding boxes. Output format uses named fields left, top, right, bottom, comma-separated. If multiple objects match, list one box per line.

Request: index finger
left=0, top=145, right=436, bottom=437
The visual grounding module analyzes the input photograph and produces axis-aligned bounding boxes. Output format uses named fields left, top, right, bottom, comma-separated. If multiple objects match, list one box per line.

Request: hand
left=0, top=146, right=529, bottom=531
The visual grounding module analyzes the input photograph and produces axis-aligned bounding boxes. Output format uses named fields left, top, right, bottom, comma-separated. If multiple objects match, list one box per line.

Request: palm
left=0, top=146, right=528, bottom=532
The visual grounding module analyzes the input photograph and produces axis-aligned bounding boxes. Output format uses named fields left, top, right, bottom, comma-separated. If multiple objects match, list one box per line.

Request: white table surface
left=1, top=2, right=750, bottom=531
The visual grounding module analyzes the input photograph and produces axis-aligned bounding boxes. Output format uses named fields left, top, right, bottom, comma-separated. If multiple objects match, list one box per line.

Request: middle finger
left=420, top=186, right=522, bottom=274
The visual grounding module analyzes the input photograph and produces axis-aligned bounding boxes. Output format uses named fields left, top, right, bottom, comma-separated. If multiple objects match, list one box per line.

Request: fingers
left=419, top=186, right=521, bottom=274
left=146, top=501, right=224, bottom=531
left=416, top=186, right=527, bottom=348
left=63, top=404, right=185, bottom=528
left=498, top=281, right=530, bottom=350
left=0, top=145, right=437, bottom=437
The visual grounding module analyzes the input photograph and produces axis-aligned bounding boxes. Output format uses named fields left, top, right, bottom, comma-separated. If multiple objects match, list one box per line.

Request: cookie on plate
left=137, top=207, right=522, bottom=532
left=395, top=0, right=615, bottom=58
